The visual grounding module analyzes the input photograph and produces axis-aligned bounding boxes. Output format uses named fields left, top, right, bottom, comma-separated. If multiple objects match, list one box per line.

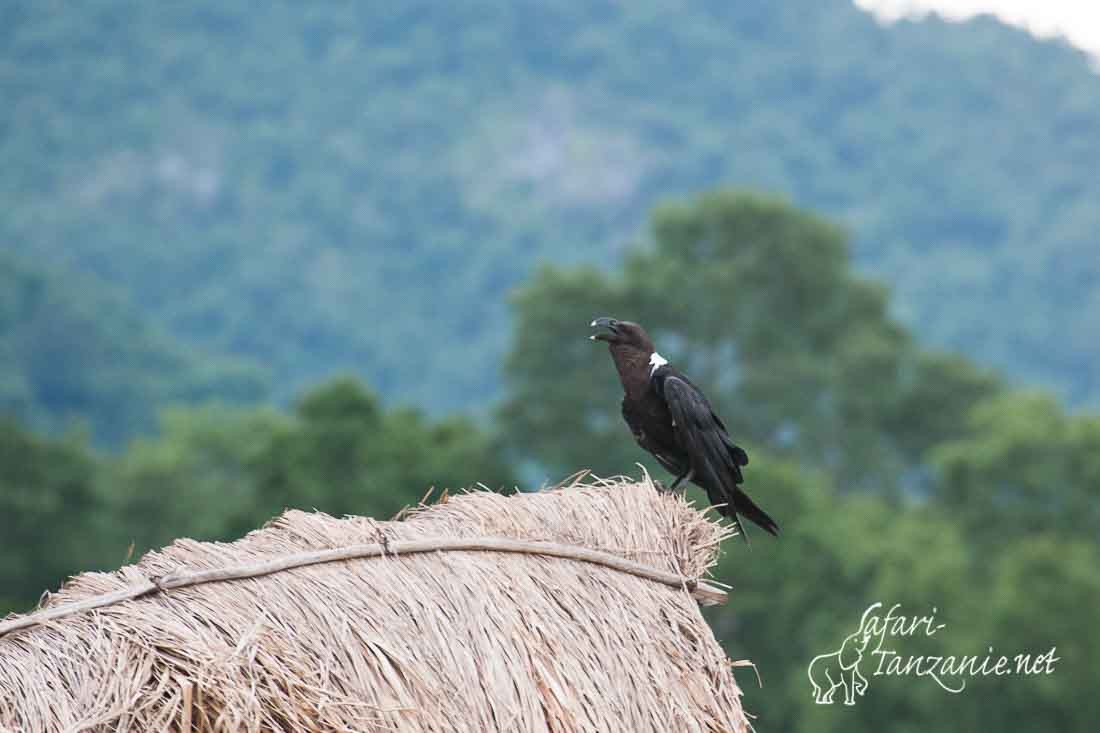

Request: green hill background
left=0, top=252, right=266, bottom=443
left=4, top=0, right=1100, bottom=437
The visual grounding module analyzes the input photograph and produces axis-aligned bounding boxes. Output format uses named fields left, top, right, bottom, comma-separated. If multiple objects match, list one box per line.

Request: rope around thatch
left=0, top=536, right=728, bottom=637
left=0, top=474, right=749, bottom=732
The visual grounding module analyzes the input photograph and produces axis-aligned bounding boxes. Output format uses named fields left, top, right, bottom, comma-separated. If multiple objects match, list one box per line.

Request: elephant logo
left=807, top=606, right=879, bottom=705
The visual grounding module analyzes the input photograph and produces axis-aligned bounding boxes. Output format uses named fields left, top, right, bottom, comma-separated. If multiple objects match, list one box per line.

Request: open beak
left=589, top=316, right=619, bottom=342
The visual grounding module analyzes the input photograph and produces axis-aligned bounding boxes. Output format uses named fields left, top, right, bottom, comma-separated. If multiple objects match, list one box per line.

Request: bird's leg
left=668, top=468, right=694, bottom=493
left=735, top=515, right=752, bottom=549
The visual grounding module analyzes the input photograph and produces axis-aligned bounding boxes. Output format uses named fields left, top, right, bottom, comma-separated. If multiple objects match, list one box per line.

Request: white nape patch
left=649, top=351, right=668, bottom=376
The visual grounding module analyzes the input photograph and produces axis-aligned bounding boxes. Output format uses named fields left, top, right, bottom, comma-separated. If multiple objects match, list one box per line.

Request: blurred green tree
left=0, top=420, right=102, bottom=612
left=707, top=456, right=975, bottom=732
left=931, top=391, right=1100, bottom=544
left=105, top=405, right=293, bottom=553
left=500, top=190, right=1001, bottom=492
left=707, top=452, right=1095, bottom=732
left=102, top=377, right=516, bottom=558
left=2, top=377, right=515, bottom=613
left=501, top=190, right=1096, bottom=731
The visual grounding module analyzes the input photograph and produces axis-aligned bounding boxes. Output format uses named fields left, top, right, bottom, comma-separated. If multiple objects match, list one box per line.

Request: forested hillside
left=0, top=253, right=266, bottom=443
left=4, top=0, right=1100, bottom=437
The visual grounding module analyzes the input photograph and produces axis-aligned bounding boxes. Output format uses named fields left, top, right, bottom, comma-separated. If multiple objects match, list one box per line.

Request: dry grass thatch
left=0, top=474, right=750, bottom=732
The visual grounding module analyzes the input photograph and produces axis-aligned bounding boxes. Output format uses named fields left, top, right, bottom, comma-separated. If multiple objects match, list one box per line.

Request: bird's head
left=589, top=317, right=654, bottom=353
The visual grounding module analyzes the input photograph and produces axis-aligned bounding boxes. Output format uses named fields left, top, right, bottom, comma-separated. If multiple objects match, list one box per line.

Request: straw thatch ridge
left=0, top=474, right=750, bottom=732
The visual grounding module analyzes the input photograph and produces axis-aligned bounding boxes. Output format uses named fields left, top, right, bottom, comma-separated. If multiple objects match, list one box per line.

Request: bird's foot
left=654, top=479, right=687, bottom=495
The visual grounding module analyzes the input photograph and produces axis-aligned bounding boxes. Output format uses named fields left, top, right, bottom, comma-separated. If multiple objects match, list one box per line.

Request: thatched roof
left=0, top=474, right=750, bottom=732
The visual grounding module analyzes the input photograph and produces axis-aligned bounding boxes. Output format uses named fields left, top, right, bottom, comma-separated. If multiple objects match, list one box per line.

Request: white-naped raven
left=590, top=317, right=778, bottom=542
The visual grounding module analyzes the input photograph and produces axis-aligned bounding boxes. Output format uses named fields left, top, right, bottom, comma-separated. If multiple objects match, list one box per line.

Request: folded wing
left=659, top=373, right=778, bottom=536
left=660, top=374, right=745, bottom=489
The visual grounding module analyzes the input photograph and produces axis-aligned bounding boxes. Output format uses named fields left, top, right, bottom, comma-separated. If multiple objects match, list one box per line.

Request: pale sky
left=855, top=0, right=1100, bottom=58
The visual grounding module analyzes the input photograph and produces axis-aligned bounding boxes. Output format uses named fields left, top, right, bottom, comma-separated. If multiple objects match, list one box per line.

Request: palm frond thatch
left=0, top=475, right=749, bottom=732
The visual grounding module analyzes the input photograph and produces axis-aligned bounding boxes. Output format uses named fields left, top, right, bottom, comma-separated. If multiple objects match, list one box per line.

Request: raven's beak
left=589, top=316, right=619, bottom=342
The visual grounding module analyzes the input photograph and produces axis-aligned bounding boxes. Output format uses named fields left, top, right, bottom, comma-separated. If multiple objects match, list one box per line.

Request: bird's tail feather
left=728, top=486, right=779, bottom=537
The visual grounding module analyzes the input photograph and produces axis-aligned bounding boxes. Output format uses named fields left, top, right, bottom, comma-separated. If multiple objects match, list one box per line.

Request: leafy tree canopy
left=1, top=377, right=514, bottom=613
left=0, top=419, right=101, bottom=609
left=500, top=191, right=1001, bottom=492
left=498, top=189, right=1099, bottom=730
left=931, top=390, right=1100, bottom=544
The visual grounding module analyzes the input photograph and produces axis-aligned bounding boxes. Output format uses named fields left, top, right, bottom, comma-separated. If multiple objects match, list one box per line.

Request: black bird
left=590, top=317, right=778, bottom=541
